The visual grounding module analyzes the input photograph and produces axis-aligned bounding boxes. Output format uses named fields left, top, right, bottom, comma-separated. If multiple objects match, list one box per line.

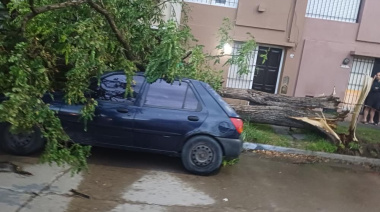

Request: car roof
left=101, top=71, right=196, bottom=84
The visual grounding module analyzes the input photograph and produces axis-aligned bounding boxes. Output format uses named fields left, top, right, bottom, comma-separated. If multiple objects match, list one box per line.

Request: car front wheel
left=1, top=124, right=44, bottom=155
left=181, top=136, right=223, bottom=175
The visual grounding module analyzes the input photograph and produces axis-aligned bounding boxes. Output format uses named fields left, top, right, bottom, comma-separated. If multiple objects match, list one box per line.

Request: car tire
left=1, top=124, right=45, bottom=155
left=181, top=136, right=223, bottom=175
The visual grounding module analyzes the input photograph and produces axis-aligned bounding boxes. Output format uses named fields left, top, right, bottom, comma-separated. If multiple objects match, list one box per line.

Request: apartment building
left=185, top=0, right=380, bottom=111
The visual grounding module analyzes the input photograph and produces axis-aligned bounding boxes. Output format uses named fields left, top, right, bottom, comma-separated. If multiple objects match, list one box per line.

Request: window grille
left=342, top=57, right=374, bottom=111
left=226, top=42, right=258, bottom=89
left=306, top=0, right=362, bottom=23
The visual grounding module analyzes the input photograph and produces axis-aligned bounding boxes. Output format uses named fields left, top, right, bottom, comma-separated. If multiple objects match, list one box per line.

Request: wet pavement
left=1, top=148, right=380, bottom=212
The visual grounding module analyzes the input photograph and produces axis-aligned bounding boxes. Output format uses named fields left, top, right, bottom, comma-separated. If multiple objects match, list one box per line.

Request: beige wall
left=277, top=0, right=307, bottom=96
left=236, top=0, right=293, bottom=33
left=185, top=4, right=236, bottom=83
left=185, top=0, right=380, bottom=99
left=185, top=0, right=308, bottom=95
left=357, top=0, right=380, bottom=44
left=295, top=0, right=380, bottom=100
left=186, top=4, right=236, bottom=54
left=295, top=39, right=354, bottom=99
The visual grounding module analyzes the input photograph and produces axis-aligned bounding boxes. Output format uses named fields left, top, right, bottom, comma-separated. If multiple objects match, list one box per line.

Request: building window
left=184, top=0, right=239, bottom=8
left=306, top=0, right=362, bottom=23
left=343, top=57, right=374, bottom=112
left=226, top=42, right=258, bottom=89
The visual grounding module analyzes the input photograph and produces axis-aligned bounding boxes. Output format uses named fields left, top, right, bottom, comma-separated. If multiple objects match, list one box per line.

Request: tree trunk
left=219, top=88, right=347, bottom=143
left=231, top=105, right=347, bottom=129
left=348, top=76, right=373, bottom=142
left=220, top=88, right=340, bottom=109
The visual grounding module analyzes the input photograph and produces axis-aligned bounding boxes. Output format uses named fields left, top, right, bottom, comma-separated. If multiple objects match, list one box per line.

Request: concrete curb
left=243, top=142, right=380, bottom=166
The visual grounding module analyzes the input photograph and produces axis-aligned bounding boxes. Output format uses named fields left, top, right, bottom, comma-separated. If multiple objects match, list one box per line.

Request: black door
left=252, top=46, right=283, bottom=93
left=133, top=80, right=207, bottom=152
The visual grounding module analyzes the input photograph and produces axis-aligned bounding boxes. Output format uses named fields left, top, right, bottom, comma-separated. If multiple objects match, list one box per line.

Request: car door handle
left=116, top=108, right=129, bottom=113
left=188, top=116, right=199, bottom=121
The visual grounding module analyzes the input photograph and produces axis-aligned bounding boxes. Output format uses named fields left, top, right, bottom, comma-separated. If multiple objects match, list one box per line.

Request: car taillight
left=230, top=118, right=243, bottom=134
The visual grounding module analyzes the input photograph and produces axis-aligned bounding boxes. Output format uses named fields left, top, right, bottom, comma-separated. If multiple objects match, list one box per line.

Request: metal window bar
left=306, top=0, right=361, bottom=23
left=184, top=0, right=239, bottom=8
left=226, top=42, right=258, bottom=89
left=342, top=57, right=374, bottom=112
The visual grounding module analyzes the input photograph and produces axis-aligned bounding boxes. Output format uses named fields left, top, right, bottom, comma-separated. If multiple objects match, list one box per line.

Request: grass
left=302, top=133, right=338, bottom=153
left=242, top=122, right=292, bottom=147
left=242, top=122, right=337, bottom=153
left=304, top=140, right=338, bottom=153
left=242, top=121, right=380, bottom=156
left=222, top=158, right=240, bottom=167
left=336, top=125, right=380, bottom=144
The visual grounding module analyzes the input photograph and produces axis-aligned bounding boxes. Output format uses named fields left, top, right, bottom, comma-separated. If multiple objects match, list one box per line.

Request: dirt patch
left=338, top=133, right=380, bottom=159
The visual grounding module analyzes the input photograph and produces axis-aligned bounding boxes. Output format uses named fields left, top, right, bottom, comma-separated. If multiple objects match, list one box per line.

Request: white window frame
left=184, top=0, right=239, bottom=8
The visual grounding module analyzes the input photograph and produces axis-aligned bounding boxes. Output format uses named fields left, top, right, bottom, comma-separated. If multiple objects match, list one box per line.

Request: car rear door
left=133, top=80, right=207, bottom=152
left=59, top=73, right=145, bottom=147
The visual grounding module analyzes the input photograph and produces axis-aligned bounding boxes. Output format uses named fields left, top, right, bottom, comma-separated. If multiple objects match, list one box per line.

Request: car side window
left=144, top=80, right=200, bottom=110
left=98, top=74, right=144, bottom=103
left=183, top=87, right=200, bottom=110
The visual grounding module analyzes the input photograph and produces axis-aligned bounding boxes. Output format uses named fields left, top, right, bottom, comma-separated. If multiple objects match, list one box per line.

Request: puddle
left=120, top=171, right=215, bottom=207
left=110, top=203, right=166, bottom=212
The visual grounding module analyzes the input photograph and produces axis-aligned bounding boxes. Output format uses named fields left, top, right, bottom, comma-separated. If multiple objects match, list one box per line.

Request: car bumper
left=217, top=137, right=243, bottom=158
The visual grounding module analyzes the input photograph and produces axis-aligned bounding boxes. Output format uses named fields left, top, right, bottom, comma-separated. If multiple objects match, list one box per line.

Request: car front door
left=59, top=73, right=145, bottom=147
left=133, top=80, right=207, bottom=152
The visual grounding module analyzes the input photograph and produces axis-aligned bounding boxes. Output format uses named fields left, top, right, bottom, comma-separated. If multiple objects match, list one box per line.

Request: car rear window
left=200, top=82, right=239, bottom=117
left=144, top=80, right=200, bottom=110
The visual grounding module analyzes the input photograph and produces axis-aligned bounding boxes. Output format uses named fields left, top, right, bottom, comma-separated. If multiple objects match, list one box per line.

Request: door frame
left=255, top=44, right=285, bottom=94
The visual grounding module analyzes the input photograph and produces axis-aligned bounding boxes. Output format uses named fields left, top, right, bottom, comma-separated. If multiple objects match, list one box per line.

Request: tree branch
left=182, top=51, right=192, bottom=60
left=21, top=0, right=88, bottom=32
left=28, top=0, right=37, bottom=14
left=87, top=1, right=135, bottom=62
left=20, top=0, right=141, bottom=68
left=0, top=0, right=10, bottom=7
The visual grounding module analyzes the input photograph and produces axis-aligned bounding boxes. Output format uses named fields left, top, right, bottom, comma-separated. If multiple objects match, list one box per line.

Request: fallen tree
left=220, top=88, right=341, bottom=109
left=219, top=88, right=348, bottom=144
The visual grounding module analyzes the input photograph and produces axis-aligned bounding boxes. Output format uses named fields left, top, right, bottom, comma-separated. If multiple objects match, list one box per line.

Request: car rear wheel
left=1, top=124, right=44, bottom=155
left=181, top=136, right=223, bottom=175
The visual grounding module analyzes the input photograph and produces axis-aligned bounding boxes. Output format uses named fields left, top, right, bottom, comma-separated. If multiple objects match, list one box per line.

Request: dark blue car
left=0, top=71, right=243, bottom=175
